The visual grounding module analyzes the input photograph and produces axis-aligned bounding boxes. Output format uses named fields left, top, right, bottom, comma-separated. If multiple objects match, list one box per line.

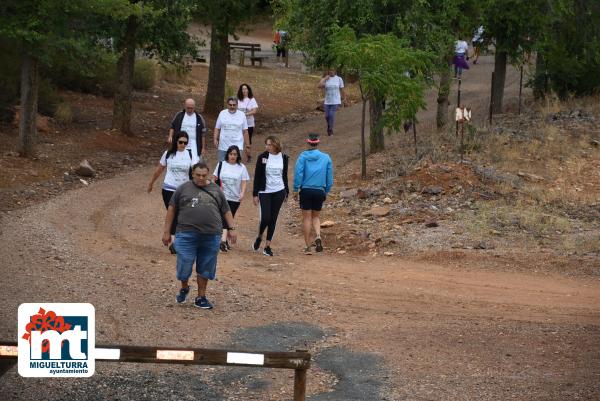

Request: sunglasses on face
left=178, top=140, right=188, bottom=145
left=227, top=103, right=237, bottom=107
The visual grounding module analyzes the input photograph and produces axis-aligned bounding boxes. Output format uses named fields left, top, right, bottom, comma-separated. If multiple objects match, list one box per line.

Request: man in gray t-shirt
left=163, top=163, right=237, bottom=310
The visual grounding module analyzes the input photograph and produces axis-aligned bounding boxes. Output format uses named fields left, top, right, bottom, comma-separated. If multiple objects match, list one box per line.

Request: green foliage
left=0, top=40, right=21, bottom=120
left=396, top=0, right=481, bottom=68
left=46, top=50, right=117, bottom=96
left=45, top=51, right=157, bottom=96
left=330, top=26, right=434, bottom=127
left=483, top=0, right=547, bottom=61
left=539, top=0, right=600, bottom=97
left=274, top=0, right=396, bottom=67
left=0, top=0, right=134, bottom=63
left=133, top=59, right=157, bottom=90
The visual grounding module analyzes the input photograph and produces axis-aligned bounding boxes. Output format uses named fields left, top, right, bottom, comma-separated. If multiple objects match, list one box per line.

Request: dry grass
left=186, top=64, right=361, bottom=122
left=459, top=200, right=575, bottom=238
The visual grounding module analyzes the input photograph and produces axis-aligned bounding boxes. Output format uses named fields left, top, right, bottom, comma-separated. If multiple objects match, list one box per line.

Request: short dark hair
left=226, top=96, right=237, bottom=105
left=192, top=162, right=209, bottom=172
left=237, top=83, right=254, bottom=100
left=226, top=145, right=242, bottom=164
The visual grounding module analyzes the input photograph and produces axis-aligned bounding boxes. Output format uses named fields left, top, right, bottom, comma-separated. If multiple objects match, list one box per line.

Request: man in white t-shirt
left=214, top=97, right=251, bottom=162
left=318, top=68, right=347, bottom=136
left=168, top=98, right=207, bottom=162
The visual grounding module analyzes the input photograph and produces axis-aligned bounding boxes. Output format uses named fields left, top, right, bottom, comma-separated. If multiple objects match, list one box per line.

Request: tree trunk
left=360, top=96, right=367, bottom=180
left=112, top=15, right=138, bottom=134
left=18, top=53, right=39, bottom=157
left=436, top=64, right=452, bottom=130
left=491, top=50, right=508, bottom=114
left=204, top=21, right=229, bottom=117
left=369, top=95, right=385, bottom=153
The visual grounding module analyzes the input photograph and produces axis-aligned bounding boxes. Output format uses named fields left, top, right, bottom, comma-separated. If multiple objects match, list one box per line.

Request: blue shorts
left=299, top=188, right=326, bottom=211
left=173, top=231, right=221, bottom=281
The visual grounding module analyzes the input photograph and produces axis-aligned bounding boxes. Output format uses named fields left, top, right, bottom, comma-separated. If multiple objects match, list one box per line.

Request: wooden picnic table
left=228, top=42, right=265, bottom=66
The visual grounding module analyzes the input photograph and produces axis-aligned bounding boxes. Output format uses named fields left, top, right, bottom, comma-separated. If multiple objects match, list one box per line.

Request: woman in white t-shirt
left=318, top=67, right=347, bottom=136
left=213, top=145, right=250, bottom=252
left=237, top=83, right=259, bottom=145
left=251, top=136, right=290, bottom=257
left=147, top=131, right=197, bottom=253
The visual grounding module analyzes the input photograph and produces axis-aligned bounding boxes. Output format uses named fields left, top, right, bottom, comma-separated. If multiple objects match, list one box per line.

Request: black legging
left=258, top=189, right=286, bottom=241
left=248, top=126, right=254, bottom=144
left=162, top=189, right=178, bottom=235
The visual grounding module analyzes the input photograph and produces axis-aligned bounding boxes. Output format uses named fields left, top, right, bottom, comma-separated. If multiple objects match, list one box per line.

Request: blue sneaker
left=176, top=287, right=190, bottom=304
left=194, top=296, right=213, bottom=310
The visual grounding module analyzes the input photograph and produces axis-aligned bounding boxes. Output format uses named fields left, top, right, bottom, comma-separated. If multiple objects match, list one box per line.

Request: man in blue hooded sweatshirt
left=293, top=133, right=334, bottom=254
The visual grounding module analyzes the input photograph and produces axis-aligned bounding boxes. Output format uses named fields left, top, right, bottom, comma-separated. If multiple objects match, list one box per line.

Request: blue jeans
left=324, top=104, right=339, bottom=131
left=173, top=231, right=221, bottom=281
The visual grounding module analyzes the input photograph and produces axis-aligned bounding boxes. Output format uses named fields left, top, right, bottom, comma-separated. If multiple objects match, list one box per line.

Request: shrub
left=133, top=58, right=156, bottom=90
left=158, top=63, right=190, bottom=84
left=46, top=51, right=116, bottom=96
left=54, top=102, right=73, bottom=125
left=38, top=79, right=62, bottom=117
left=0, top=40, right=21, bottom=121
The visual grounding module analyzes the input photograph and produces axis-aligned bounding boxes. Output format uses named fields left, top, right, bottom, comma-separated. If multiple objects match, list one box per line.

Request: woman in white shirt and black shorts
left=252, top=135, right=289, bottom=257
left=147, top=131, right=197, bottom=253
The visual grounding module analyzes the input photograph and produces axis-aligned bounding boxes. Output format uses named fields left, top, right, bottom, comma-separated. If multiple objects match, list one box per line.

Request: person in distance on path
left=162, top=162, right=237, bottom=310
left=318, top=67, right=347, bottom=136
left=293, top=133, right=333, bottom=254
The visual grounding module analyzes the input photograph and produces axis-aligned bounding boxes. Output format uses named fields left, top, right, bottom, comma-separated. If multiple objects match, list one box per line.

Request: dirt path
left=1, top=54, right=599, bottom=400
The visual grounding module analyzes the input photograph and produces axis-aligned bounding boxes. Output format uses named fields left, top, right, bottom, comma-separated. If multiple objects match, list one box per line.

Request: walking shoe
left=194, top=296, right=213, bottom=310
left=315, top=238, right=323, bottom=253
left=168, top=243, right=177, bottom=255
left=263, top=246, right=274, bottom=257
left=220, top=241, right=228, bottom=252
left=225, top=240, right=232, bottom=250
left=304, top=246, right=313, bottom=255
left=176, top=286, right=190, bottom=304
left=252, top=237, right=262, bottom=252
left=327, top=128, right=333, bottom=136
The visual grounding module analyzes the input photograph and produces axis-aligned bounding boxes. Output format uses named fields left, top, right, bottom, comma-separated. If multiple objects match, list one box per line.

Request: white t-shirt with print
left=180, top=113, right=198, bottom=160
left=213, top=161, right=250, bottom=202
left=324, top=75, right=344, bottom=105
left=261, top=153, right=285, bottom=193
left=215, top=109, right=248, bottom=151
left=237, top=97, right=259, bottom=127
left=455, top=40, right=469, bottom=54
left=160, top=150, right=196, bottom=191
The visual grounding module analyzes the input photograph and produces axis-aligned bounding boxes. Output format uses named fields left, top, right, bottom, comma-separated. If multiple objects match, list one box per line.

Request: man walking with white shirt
left=214, top=97, right=251, bottom=163
left=168, top=98, right=207, bottom=162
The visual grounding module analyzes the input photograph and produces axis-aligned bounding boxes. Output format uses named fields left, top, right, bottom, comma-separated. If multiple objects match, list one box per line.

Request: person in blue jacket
left=293, top=133, right=333, bottom=254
